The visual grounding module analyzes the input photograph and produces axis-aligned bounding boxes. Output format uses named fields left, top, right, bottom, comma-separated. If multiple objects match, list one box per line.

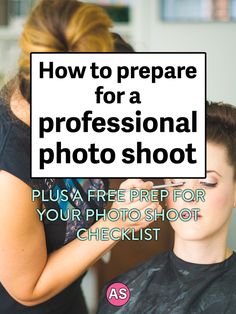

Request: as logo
left=106, top=282, right=130, bottom=306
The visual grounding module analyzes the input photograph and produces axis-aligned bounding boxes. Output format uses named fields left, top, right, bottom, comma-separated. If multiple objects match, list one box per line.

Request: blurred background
left=0, top=0, right=235, bottom=313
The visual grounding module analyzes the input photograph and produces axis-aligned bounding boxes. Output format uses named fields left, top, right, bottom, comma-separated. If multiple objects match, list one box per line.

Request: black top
left=97, top=250, right=236, bottom=314
left=0, top=100, right=108, bottom=313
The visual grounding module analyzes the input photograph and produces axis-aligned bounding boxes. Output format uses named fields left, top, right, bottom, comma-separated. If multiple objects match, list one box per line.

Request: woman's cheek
left=166, top=188, right=190, bottom=209
left=204, top=187, right=232, bottom=212
left=166, top=190, right=174, bottom=208
left=166, top=197, right=184, bottom=211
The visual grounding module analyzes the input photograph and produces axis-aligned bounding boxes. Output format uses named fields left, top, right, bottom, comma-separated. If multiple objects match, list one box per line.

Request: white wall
left=132, top=0, right=236, bottom=104
left=132, top=0, right=236, bottom=250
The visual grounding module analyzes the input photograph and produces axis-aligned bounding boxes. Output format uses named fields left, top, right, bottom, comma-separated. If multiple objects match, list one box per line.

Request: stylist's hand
left=109, top=179, right=161, bottom=233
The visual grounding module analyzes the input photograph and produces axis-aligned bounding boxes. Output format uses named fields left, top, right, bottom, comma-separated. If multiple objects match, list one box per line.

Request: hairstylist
left=0, top=1, right=157, bottom=313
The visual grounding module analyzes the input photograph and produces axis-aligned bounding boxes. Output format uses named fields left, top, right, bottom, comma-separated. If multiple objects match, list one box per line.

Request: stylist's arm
left=0, top=176, right=157, bottom=306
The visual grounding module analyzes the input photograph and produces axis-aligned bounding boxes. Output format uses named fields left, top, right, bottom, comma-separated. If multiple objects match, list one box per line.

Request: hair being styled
left=0, top=1, right=135, bottom=104
left=18, top=0, right=114, bottom=103
left=207, top=101, right=236, bottom=180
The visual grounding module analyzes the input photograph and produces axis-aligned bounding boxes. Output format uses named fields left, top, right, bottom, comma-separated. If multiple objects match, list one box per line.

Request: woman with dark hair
left=0, top=1, right=157, bottom=313
left=98, top=101, right=236, bottom=314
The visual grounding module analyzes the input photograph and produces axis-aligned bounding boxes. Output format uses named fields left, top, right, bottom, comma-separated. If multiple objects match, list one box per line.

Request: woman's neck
left=10, top=88, right=30, bottom=126
left=173, top=230, right=232, bottom=264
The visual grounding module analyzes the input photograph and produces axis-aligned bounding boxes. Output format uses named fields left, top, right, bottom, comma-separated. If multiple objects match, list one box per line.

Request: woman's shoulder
left=0, top=92, right=29, bottom=126
left=102, top=251, right=169, bottom=293
left=0, top=99, right=12, bottom=125
left=225, top=251, right=236, bottom=276
left=117, top=251, right=169, bottom=284
left=97, top=252, right=170, bottom=314
left=0, top=98, right=31, bottom=187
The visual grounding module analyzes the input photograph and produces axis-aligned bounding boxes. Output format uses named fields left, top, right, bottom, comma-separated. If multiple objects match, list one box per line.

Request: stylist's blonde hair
left=18, top=0, right=114, bottom=102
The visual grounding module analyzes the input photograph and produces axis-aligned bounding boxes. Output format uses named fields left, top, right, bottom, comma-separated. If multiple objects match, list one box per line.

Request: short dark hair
left=207, top=101, right=236, bottom=180
left=113, top=32, right=135, bottom=52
